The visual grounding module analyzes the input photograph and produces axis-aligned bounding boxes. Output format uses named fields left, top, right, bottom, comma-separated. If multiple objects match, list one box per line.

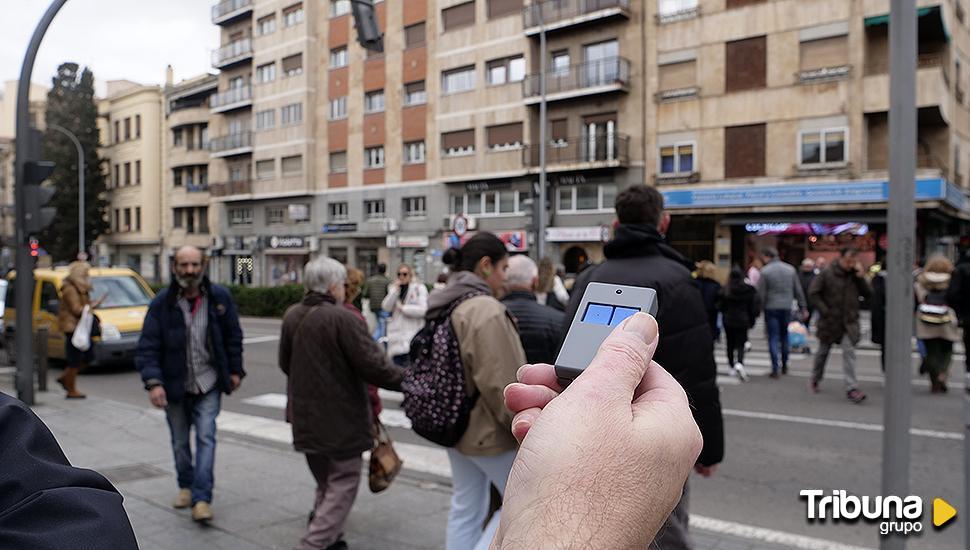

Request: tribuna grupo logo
left=800, top=490, right=930, bottom=536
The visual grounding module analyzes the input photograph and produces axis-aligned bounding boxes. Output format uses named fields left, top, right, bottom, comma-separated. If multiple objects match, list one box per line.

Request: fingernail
left=516, top=364, right=532, bottom=381
left=621, top=313, right=658, bottom=344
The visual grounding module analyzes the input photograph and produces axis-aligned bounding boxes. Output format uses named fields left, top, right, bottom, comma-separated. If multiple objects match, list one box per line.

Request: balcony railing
left=211, top=38, right=253, bottom=68
left=656, top=4, right=700, bottom=24
left=209, top=132, right=252, bottom=155
left=212, top=0, right=253, bottom=24
left=523, top=57, right=630, bottom=100
left=210, top=85, right=252, bottom=111
left=209, top=180, right=251, bottom=197
left=523, top=0, right=629, bottom=32
left=917, top=52, right=944, bottom=68
left=186, top=183, right=210, bottom=193
left=523, top=133, right=629, bottom=167
left=798, top=65, right=851, bottom=84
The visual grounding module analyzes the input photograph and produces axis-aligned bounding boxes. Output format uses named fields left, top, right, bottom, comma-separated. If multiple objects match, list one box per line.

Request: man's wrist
left=144, top=379, right=163, bottom=391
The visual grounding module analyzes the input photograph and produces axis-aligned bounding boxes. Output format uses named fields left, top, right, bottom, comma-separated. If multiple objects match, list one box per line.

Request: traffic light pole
left=15, top=0, right=67, bottom=405
left=48, top=123, right=85, bottom=257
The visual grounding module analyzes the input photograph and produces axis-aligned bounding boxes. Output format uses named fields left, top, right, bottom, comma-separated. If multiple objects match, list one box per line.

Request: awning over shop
left=864, top=5, right=939, bottom=27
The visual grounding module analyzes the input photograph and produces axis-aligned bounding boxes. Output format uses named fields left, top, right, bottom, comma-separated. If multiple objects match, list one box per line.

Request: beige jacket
left=915, top=273, right=962, bottom=342
left=450, top=295, right=526, bottom=456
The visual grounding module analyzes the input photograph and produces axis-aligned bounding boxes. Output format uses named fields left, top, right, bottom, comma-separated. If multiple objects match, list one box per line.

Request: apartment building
left=98, top=80, right=165, bottom=281
left=163, top=70, right=218, bottom=283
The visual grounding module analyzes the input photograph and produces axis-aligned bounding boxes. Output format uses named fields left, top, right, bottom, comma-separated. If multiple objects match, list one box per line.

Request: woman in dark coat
left=717, top=267, right=760, bottom=382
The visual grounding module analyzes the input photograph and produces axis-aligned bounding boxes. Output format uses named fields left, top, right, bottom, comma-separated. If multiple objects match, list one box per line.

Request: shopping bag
left=71, top=305, right=94, bottom=352
left=368, top=418, right=403, bottom=493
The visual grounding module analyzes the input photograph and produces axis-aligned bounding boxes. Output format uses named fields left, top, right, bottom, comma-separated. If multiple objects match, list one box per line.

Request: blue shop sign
left=662, top=178, right=969, bottom=212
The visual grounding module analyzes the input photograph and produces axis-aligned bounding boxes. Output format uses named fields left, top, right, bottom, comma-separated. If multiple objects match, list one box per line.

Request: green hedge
left=148, top=282, right=304, bottom=318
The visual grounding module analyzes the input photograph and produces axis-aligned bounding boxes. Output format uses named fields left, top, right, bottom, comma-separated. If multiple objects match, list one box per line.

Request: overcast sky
left=2, top=1, right=220, bottom=97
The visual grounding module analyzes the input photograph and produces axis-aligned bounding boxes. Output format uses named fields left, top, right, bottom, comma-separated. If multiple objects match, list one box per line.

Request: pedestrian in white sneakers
left=717, top=266, right=760, bottom=382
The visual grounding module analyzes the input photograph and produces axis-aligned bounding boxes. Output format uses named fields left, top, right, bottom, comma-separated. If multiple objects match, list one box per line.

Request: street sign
left=322, top=223, right=357, bottom=233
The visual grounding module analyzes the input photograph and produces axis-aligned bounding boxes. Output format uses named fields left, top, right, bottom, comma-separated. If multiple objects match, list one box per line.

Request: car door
left=37, top=280, right=64, bottom=360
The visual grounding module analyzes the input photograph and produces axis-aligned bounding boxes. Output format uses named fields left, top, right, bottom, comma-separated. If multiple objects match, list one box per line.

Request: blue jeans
left=165, top=389, right=221, bottom=504
left=764, top=309, right=791, bottom=374
left=373, top=310, right=390, bottom=342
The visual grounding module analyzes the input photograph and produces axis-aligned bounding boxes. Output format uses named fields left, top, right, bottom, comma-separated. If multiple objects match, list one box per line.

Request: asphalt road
left=16, top=314, right=968, bottom=549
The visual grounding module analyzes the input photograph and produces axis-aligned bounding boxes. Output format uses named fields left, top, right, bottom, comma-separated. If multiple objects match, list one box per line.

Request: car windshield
left=90, top=276, right=152, bottom=308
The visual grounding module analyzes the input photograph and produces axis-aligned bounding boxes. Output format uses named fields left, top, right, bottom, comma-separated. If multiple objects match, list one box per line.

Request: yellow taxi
left=4, top=266, right=155, bottom=365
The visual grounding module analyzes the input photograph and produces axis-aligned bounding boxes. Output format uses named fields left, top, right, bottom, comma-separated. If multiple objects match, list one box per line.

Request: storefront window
left=330, top=247, right=348, bottom=264
left=268, top=255, right=307, bottom=286
left=356, top=248, right=379, bottom=276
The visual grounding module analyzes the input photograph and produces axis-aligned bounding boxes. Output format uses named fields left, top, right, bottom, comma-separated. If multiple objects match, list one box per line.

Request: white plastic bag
left=71, top=305, right=93, bottom=352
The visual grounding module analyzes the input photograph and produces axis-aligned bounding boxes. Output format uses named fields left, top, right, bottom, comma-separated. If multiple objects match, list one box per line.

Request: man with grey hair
left=501, top=254, right=565, bottom=365
left=137, top=245, right=245, bottom=523
left=757, top=247, right=807, bottom=378
left=279, top=256, right=403, bottom=550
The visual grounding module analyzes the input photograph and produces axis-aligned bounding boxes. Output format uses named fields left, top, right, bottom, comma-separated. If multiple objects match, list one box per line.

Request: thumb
left=572, top=313, right=660, bottom=397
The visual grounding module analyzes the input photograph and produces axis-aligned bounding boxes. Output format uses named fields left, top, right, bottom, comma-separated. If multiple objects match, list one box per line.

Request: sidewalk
left=1, top=388, right=856, bottom=550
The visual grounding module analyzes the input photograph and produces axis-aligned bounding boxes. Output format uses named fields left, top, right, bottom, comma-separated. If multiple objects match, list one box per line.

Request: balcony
left=211, top=38, right=253, bottom=69
left=210, top=85, right=252, bottom=113
left=209, top=132, right=253, bottom=158
left=186, top=183, right=210, bottom=193
left=209, top=180, right=251, bottom=197
left=523, top=57, right=630, bottom=104
left=523, top=133, right=629, bottom=171
left=523, top=0, right=630, bottom=36
left=798, top=65, right=851, bottom=85
left=212, top=0, right=253, bottom=25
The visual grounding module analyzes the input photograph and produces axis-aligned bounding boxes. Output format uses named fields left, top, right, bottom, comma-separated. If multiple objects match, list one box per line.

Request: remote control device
left=554, top=283, right=658, bottom=385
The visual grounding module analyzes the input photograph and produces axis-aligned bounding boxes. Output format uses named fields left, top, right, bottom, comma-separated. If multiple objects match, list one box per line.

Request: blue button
left=609, top=307, right=640, bottom=327
left=583, top=303, right=613, bottom=325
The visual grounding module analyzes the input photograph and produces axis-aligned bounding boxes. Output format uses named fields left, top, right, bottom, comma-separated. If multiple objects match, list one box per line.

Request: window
left=442, top=129, right=475, bottom=156
left=487, top=56, right=526, bottom=85
left=552, top=50, right=570, bottom=75
left=113, top=209, right=120, bottom=232
left=199, top=207, right=209, bottom=233
left=724, top=124, right=766, bottom=177
left=229, top=207, right=253, bottom=226
left=442, top=65, right=476, bottom=94
left=173, top=208, right=183, bottom=229
left=329, top=96, right=348, bottom=120
left=135, top=160, right=141, bottom=184
left=123, top=208, right=132, bottom=231
left=365, top=146, right=385, bottom=168
left=124, top=162, right=131, bottom=185
left=283, top=2, right=304, bottom=26
left=281, top=155, right=303, bottom=176
left=256, top=159, right=275, bottom=180
left=404, top=81, right=426, bottom=105
left=329, top=202, right=349, bottom=221
left=201, top=125, right=209, bottom=149
left=257, top=62, right=276, bottom=83
left=282, top=53, right=303, bottom=77
left=114, top=121, right=120, bottom=143
left=135, top=207, right=141, bottom=231
left=256, top=109, right=276, bottom=130
left=114, top=164, right=120, bottom=187
left=405, top=22, right=426, bottom=48
left=659, top=143, right=695, bottom=174
left=799, top=128, right=847, bottom=166
left=199, top=166, right=208, bottom=186
left=330, top=151, right=347, bottom=173
left=488, top=0, right=522, bottom=18
left=658, top=59, right=697, bottom=92
left=364, top=199, right=386, bottom=220
left=364, top=90, right=385, bottom=113
left=124, top=117, right=131, bottom=140
left=443, top=2, right=475, bottom=31
left=726, top=36, right=767, bottom=92
left=404, top=196, right=427, bottom=218
left=330, top=0, right=350, bottom=17
left=799, top=35, right=849, bottom=73
left=453, top=191, right=525, bottom=216
left=184, top=168, right=195, bottom=186
left=135, top=115, right=141, bottom=138
left=487, top=122, right=523, bottom=150
left=186, top=209, right=196, bottom=233
left=404, top=141, right=426, bottom=164
left=281, top=103, right=303, bottom=124
left=658, top=0, right=698, bottom=20
left=558, top=184, right=617, bottom=212
left=550, top=118, right=568, bottom=146
left=258, top=14, right=277, bottom=35
left=266, top=206, right=286, bottom=225
left=330, top=47, right=348, bottom=68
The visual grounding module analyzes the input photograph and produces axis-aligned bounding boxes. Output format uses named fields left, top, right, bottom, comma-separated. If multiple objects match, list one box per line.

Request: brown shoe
left=192, top=501, right=213, bottom=522
left=173, top=488, right=191, bottom=509
left=62, top=367, right=86, bottom=399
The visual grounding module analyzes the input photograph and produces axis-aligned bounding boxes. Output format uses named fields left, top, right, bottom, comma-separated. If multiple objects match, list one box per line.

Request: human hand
left=93, top=294, right=108, bottom=308
left=230, top=374, right=242, bottom=392
left=695, top=463, right=719, bottom=477
left=495, top=313, right=703, bottom=549
left=148, top=386, right=168, bottom=408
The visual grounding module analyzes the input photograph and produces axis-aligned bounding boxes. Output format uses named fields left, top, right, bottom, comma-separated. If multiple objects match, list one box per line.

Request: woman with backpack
left=413, top=232, right=526, bottom=550
left=914, top=255, right=962, bottom=393
left=716, top=266, right=760, bottom=382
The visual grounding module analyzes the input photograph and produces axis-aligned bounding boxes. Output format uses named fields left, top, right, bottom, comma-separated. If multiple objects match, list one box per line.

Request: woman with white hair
left=279, top=256, right=403, bottom=550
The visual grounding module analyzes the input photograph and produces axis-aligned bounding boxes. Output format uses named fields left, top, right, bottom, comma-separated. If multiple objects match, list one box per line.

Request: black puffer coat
left=717, top=281, right=760, bottom=329
left=565, top=224, right=725, bottom=467
left=502, top=291, right=565, bottom=365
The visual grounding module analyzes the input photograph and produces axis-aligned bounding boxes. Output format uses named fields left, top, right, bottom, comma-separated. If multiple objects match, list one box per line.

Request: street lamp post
left=536, top=4, right=548, bottom=261
left=48, top=123, right=85, bottom=258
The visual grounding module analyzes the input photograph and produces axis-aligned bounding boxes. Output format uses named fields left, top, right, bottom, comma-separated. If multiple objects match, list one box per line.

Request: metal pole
left=48, top=124, right=84, bottom=258
left=15, top=0, right=67, bottom=405
left=881, top=1, right=916, bottom=549
left=537, top=7, right=548, bottom=261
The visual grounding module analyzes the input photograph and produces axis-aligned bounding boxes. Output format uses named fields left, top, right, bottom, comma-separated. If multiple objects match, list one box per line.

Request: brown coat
left=279, top=292, right=403, bottom=458
left=809, top=263, right=872, bottom=345
left=915, top=274, right=962, bottom=342
left=58, top=277, right=91, bottom=334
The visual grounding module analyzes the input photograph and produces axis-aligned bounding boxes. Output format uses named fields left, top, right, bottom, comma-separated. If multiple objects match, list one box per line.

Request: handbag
left=71, top=305, right=94, bottom=352
left=368, top=418, right=403, bottom=493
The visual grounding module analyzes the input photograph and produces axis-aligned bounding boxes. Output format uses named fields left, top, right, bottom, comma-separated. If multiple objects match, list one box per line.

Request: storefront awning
left=864, top=6, right=938, bottom=27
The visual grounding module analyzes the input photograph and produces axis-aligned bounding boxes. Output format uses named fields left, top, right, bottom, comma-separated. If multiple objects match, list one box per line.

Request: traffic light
left=29, top=238, right=39, bottom=258
left=351, top=0, right=383, bottom=53
left=22, top=127, right=56, bottom=233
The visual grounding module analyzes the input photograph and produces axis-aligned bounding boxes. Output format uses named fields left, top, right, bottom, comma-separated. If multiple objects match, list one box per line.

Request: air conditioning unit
left=212, top=236, right=225, bottom=250
left=382, top=218, right=399, bottom=233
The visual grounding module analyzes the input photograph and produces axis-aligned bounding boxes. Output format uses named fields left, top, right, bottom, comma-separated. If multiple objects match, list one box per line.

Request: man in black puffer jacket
left=503, top=254, right=565, bottom=365
left=565, top=184, right=724, bottom=550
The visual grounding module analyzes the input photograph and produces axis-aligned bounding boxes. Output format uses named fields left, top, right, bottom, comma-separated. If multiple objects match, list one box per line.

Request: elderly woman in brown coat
left=57, top=261, right=104, bottom=399
left=915, top=255, right=962, bottom=393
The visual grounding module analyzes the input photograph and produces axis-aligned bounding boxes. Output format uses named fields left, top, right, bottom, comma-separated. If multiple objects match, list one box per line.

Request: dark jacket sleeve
left=340, top=315, right=403, bottom=391
left=220, top=289, right=245, bottom=378
left=135, top=296, right=165, bottom=386
left=0, top=393, right=138, bottom=550
left=279, top=307, right=296, bottom=377
left=948, top=266, right=968, bottom=322
left=687, top=378, right=725, bottom=467
left=809, top=272, right=827, bottom=315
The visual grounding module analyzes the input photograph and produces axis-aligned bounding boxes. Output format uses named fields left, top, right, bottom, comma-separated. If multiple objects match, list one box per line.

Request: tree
left=40, top=62, right=108, bottom=262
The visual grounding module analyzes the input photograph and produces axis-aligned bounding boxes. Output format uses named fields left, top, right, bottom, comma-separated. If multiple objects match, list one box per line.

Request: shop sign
left=465, top=181, right=511, bottom=192
left=267, top=236, right=306, bottom=249
left=546, top=226, right=604, bottom=242
left=444, top=230, right=528, bottom=251
left=322, top=223, right=358, bottom=233
left=397, top=235, right=430, bottom=248
left=554, top=174, right=587, bottom=186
